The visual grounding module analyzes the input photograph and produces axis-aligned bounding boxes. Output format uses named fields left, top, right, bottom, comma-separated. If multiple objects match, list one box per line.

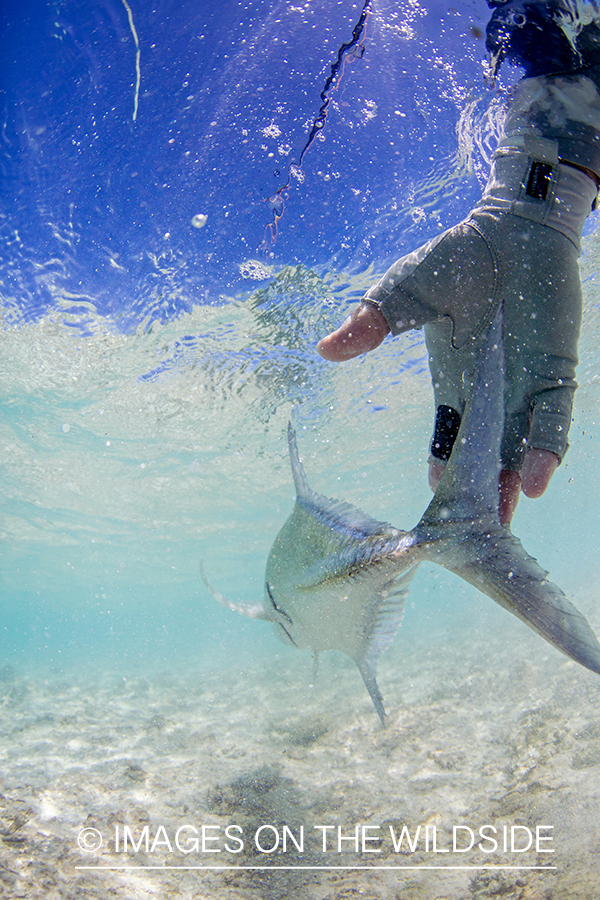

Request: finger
left=428, top=458, right=446, bottom=493
left=499, top=469, right=521, bottom=525
left=317, top=303, right=390, bottom=361
left=502, top=365, right=566, bottom=487
left=501, top=383, right=575, bottom=473
left=521, top=448, right=559, bottom=499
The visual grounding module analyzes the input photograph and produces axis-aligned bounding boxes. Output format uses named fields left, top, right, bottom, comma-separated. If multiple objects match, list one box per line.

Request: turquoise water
left=2, top=253, right=600, bottom=682
left=0, top=266, right=429, bottom=673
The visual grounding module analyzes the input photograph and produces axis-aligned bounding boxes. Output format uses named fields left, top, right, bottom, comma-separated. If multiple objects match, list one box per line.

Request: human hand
left=318, top=214, right=580, bottom=526
left=317, top=296, right=568, bottom=525
left=421, top=216, right=580, bottom=526
left=424, top=237, right=577, bottom=527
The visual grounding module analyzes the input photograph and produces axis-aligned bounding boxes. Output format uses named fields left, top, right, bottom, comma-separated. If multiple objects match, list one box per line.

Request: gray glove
left=427, top=214, right=581, bottom=471
left=367, top=211, right=582, bottom=471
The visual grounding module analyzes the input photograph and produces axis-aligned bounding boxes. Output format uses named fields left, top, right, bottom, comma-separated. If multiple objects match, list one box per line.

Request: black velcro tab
left=525, top=161, right=553, bottom=200
left=431, top=405, right=462, bottom=461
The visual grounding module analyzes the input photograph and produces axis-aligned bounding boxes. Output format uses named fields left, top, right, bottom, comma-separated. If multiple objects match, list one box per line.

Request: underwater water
left=2, top=0, right=600, bottom=898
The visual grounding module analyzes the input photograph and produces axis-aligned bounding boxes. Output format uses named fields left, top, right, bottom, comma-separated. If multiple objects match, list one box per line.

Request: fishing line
left=122, top=0, right=141, bottom=121
left=261, top=0, right=373, bottom=248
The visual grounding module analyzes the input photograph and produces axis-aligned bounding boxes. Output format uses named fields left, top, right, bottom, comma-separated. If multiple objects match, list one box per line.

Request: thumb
left=317, top=303, right=390, bottom=361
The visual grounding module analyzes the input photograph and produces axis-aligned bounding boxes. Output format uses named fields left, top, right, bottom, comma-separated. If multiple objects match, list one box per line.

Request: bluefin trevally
left=202, top=310, right=600, bottom=724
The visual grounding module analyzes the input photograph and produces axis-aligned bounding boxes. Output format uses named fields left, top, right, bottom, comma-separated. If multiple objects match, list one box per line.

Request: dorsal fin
left=288, top=422, right=312, bottom=499
left=419, top=305, right=503, bottom=528
left=287, top=422, right=398, bottom=539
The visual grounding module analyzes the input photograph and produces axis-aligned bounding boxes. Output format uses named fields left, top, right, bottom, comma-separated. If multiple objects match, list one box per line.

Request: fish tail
left=450, top=532, right=600, bottom=676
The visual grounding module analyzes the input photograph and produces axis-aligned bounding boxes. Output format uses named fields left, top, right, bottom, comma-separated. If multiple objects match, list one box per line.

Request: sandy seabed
left=0, top=614, right=599, bottom=900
